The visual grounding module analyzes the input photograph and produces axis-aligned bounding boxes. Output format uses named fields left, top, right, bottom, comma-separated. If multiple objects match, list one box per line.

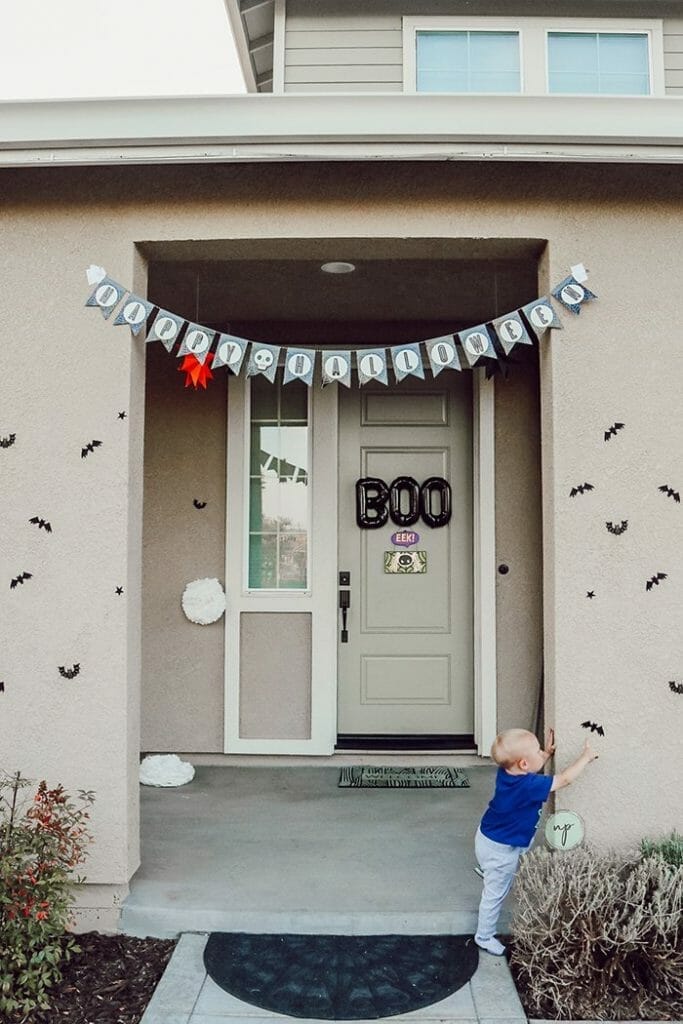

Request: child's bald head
left=490, top=729, right=538, bottom=768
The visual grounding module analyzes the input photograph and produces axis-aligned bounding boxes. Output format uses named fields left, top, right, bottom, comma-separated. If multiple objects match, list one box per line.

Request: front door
left=337, top=375, right=474, bottom=743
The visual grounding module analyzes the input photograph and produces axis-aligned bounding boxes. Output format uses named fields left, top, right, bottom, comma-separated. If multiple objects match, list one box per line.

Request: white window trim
left=403, top=16, right=665, bottom=97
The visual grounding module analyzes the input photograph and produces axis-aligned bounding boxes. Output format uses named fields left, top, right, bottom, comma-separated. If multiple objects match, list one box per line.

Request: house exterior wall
left=2, top=160, right=681, bottom=923
left=283, top=0, right=683, bottom=94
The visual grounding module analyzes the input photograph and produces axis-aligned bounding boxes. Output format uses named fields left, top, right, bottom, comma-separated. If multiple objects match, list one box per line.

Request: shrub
left=509, top=845, right=683, bottom=1020
left=641, top=830, right=683, bottom=870
left=0, top=770, right=95, bottom=1018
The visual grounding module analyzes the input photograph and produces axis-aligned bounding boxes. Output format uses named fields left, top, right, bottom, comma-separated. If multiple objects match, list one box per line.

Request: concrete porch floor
left=121, top=764, right=508, bottom=939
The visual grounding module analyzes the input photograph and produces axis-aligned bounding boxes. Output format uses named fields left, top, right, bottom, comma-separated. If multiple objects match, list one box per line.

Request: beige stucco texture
left=1, top=161, right=681, bottom=921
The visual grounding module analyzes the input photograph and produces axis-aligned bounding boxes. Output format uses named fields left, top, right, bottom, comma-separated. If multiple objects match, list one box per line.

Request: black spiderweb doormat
left=203, top=933, right=478, bottom=1019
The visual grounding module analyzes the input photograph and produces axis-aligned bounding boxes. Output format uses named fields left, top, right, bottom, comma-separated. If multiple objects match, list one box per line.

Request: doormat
left=338, top=766, right=469, bottom=788
left=203, top=933, right=478, bottom=1020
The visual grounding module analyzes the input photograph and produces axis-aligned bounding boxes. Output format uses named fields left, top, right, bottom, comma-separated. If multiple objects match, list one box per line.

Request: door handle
left=339, top=588, right=350, bottom=644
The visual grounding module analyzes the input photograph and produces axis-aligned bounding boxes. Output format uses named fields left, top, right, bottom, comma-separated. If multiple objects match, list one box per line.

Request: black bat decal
left=659, top=484, right=680, bottom=504
left=10, top=572, right=33, bottom=590
left=115, top=586, right=124, bottom=595
left=586, top=591, right=595, bottom=599
left=0, top=433, right=16, bottom=448
left=603, top=422, right=625, bottom=442
left=29, top=516, right=52, bottom=533
left=81, top=440, right=103, bottom=458
left=606, top=520, right=628, bottom=535
left=570, top=482, right=594, bottom=497
left=669, top=681, right=683, bottom=695
left=646, top=572, right=668, bottom=592
left=58, top=664, right=80, bottom=679
left=581, top=720, right=605, bottom=736
left=0, top=681, right=4, bottom=693
left=193, top=499, right=207, bottom=509
left=118, top=411, right=127, bottom=420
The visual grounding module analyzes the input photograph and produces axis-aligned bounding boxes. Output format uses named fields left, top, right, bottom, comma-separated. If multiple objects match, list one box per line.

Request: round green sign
left=544, top=811, right=585, bottom=851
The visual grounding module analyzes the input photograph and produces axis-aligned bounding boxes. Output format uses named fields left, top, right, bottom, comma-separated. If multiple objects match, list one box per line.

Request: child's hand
left=544, top=727, right=556, bottom=756
left=582, top=739, right=599, bottom=762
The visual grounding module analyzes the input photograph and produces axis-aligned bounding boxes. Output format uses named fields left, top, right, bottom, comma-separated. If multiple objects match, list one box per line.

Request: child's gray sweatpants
left=475, top=826, right=531, bottom=941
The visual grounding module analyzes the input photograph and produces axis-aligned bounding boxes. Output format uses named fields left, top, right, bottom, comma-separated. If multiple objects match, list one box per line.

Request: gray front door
left=337, top=376, right=474, bottom=738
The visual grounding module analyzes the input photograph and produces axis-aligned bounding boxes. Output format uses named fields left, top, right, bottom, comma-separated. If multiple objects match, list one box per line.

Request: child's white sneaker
left=475, top=935, right=506, bottom=956
left=473, top=865, right=484, bottom=879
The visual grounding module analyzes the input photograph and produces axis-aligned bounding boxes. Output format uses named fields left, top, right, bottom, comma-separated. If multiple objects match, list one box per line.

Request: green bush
left=0, top=771, right=95, bottom=1018
left=509, top=843, right=683, bottom=1020
left=641, top=830, right=683, bottom=870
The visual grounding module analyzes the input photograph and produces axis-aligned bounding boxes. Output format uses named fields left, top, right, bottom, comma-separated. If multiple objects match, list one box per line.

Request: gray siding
left=283, top=1, right=683, bottom=95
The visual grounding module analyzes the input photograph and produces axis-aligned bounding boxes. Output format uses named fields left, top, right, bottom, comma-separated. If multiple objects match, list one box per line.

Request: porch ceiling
left=146, top=240, right=543, bottom=331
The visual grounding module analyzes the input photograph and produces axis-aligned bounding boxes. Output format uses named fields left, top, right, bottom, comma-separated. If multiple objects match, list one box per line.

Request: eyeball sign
left=356, top=477, right=452, bottom=529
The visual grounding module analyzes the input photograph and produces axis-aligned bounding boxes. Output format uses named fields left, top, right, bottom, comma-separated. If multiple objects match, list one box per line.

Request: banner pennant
left=552, top=276, right=597, bottom=315
left=321, top=351, right=352, bottom=388
left=85, top=277, right=126, bottom=320
left=283, top=348, right=315, bottom=387
left=177, top=323, right=215, bottom=365
left=113, top=294, right=154, bottom=336
left=459, top=325, right=497, bottom=367
left=492, top=311, right=533, bottom=356
left=424, top=335, right=461, bottom=377
left=247, top=342, right=280, bottom=383
left=522, top=297, right=563, bottom=336
left=391, top=343, right=425, bottom=383
left=147, top=309, right=185, bottom=352
left=357, top=349, right=388, bottom=386
left=212, top=333, right=248, bottom=374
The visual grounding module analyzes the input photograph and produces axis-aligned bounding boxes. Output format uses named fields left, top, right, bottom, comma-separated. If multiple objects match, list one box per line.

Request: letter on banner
left=357, top=349, right=388, bottom=387
left=522, top=297, right=563, bottom=335
left=492, top=311, right=532, bottom=356
left=85, top=277, right=126, bottom=320
left=459, top=325, right=497, bottom=367
left=113, top=294, right=154, bottom=336
left=424, top=335, right=461, bottom=377
left=321, top=351, right=352, bottom=388
left=177, top=322, right=215, bottom=365
left=283, top=349, right=315, bottom=387
left=390, top=343, right=425, bottom=383
left=247, top=343, right=280, bottom=384
left=551, top=276, right=597, bottom=315
left=147, top=309, right=185, bottom=352
left=212, top=334, right=248, bottom=375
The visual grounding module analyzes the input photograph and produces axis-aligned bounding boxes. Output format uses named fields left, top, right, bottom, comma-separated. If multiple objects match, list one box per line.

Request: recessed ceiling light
left=320, top=261, right=356, bottom=274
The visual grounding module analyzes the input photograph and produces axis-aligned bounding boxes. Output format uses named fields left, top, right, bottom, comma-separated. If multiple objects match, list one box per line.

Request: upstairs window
left=547, top=32, right=650, bottom=95
left=416, top=31, right=521, bottom=93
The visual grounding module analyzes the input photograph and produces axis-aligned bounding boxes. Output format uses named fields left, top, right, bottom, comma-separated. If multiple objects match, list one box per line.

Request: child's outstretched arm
left=550, top=739, right=598, bottom=792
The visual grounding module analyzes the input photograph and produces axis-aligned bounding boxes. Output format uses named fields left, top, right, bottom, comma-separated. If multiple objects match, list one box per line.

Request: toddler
left=474, top=727, right=598, bottom=956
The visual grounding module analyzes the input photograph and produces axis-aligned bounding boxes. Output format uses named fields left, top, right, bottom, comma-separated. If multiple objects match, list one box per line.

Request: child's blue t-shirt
left=480, top=767, right=554, bottom=847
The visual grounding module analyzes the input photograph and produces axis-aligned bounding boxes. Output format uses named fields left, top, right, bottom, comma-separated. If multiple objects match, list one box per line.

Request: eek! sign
left=391, top=531, right=420, bottom=548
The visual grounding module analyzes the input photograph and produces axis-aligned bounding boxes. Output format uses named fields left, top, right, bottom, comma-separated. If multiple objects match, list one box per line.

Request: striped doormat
left=338, top=766, right=469, bottom=788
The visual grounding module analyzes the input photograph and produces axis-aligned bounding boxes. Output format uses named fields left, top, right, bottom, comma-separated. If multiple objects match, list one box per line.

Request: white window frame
left=403, top=16, right=665, bottom=97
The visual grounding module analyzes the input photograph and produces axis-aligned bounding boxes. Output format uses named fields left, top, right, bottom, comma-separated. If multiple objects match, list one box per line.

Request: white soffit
left=223, top=0, right=275, bottom=93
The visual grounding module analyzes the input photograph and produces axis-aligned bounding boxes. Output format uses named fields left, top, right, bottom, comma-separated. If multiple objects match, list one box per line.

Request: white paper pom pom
left=181, top=577, right=226, bottom=625
left=139, top=754, right=195, bottom=787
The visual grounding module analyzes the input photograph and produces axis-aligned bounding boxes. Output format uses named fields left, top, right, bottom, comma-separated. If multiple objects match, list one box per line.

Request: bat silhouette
left=118, top=411, right=127, bottom=420
left=606, top=520, right=628, bottom=535
left=29, top=516, right=52, bottom=533
left=115, top=586, right=124, bottom=595
left=0, top=433, right=16, bottom=448
left=0, top=681, right=4, bottom=693
left=659, top=484, right=680, bottom=504
left=58, top=664, right=80, bottom=679
left=669, top=681, right=683, bottom=695
left=193, top=499, right=207, bottom=509
left=604, top=422, right=625, bottom=442
left=10, top=572, right=33, bottom=589
left=581, top=720, right=605, bottom=736
left=586, top=591, right=595, bottom=599
left=646, top=572, right=668, bottom=592
left=81, top=440, right=102, bottom=458
left=570, top=482, right=594, bottom=497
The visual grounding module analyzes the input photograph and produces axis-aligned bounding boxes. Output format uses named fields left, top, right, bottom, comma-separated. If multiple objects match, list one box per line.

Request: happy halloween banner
left=84, top=264, right=595, bottom=390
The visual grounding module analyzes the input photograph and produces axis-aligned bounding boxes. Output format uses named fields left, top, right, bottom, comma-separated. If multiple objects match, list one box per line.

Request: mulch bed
left=5, top=932, right=177, bottom=1024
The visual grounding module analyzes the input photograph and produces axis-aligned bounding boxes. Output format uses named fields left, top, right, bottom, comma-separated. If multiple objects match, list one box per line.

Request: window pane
left=548, top=32, right=650, bottom=95
left=248, top=381, right=310, bottom=589
left=416, top=30, right=520, bottom=93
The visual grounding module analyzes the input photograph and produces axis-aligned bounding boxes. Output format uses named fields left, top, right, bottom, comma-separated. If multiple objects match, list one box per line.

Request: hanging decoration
left=84, top=263, right=595, bottom=390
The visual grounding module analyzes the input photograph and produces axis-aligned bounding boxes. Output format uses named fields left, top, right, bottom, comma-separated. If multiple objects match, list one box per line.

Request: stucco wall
left=2, top=161, right=681, bottom=918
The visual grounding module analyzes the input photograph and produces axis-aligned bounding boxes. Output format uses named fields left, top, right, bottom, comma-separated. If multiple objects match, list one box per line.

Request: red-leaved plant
left=0, top=770, right=95, bottom=1018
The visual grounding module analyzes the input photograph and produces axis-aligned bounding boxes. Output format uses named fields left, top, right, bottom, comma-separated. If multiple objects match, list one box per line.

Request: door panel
left=337, top=376, right=473, bottom=737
